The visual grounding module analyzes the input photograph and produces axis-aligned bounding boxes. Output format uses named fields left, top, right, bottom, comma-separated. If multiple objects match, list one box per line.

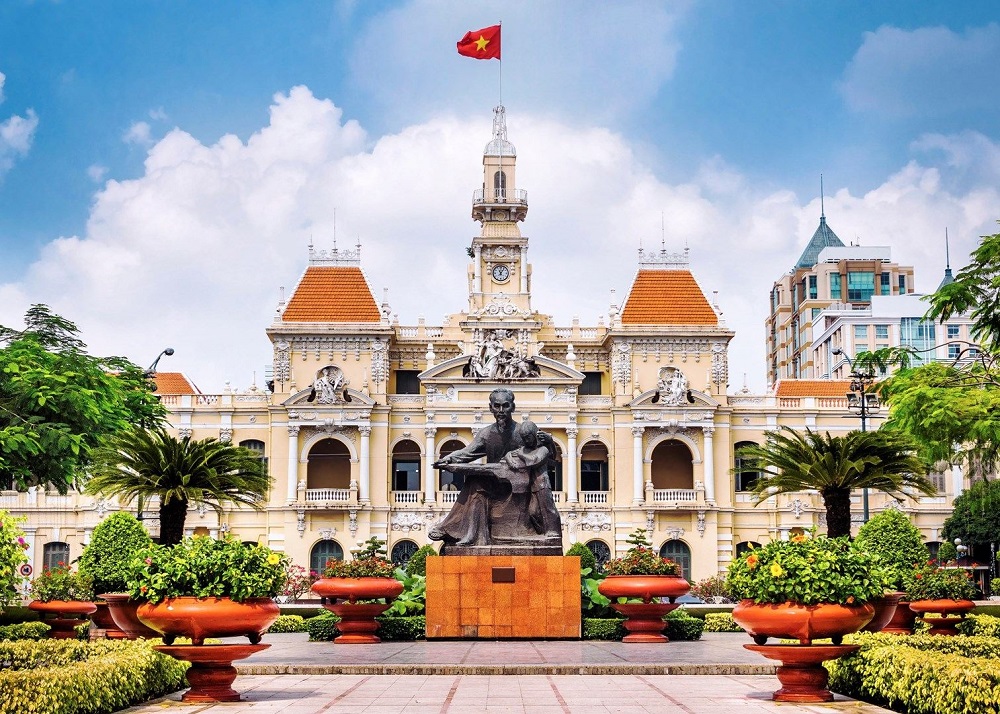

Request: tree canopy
left=0, top=305, right=165, bottom=493
left=739, top=427, right=934, bottom=538
left=941, top=478, right=1000, bottom=561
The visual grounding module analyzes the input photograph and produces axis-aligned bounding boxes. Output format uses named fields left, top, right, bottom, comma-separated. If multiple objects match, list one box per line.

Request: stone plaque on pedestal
left=425, top=555, right=581, bottom=639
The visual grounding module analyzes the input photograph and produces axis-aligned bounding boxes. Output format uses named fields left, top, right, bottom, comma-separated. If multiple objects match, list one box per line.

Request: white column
left=520, top=245, right=528, bottom=293
left=703, top=426, right=716, bottom=503
left=566, top=427, right=579, bottom=503
left=424, top=427, right=437, bottom=504
left=474, top=245, right=482, bottom=293
left=952, top=463, right=964, bottom=499
left=359, top=426, right=371, bottom=503
left=632, top=426, right=645, bottom=503
left=286, top=425, right=300, bottom=503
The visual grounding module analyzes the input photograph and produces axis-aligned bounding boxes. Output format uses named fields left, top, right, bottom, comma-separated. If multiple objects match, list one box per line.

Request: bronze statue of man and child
left=428, top=388, right=563, bottom=554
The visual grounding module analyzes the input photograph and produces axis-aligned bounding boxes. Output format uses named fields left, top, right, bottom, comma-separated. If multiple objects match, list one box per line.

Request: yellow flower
left=791, top=534, right=807, bottom=543
left=770, top=562, right=784, bottom=577
left=746, top=554, right=759, bottom=569
left=267, top=553, right=281, bottom=565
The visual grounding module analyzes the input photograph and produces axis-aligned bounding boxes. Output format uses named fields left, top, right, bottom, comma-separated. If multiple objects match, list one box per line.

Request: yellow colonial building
left=7, top=107, right=964, bottom=584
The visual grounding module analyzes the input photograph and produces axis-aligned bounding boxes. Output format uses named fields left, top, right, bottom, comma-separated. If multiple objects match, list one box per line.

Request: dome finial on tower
left=484, top=105, right=516, bottom=157
left=938, top=227, right=955, bottom=290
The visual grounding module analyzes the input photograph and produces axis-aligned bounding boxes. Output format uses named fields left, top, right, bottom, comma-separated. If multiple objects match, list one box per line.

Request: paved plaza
left=122, top=634, right=893, bottom=713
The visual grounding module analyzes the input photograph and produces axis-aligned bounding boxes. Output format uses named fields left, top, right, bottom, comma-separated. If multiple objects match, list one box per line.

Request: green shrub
left=386, top=569, right=426, bottom=616
left=828, top=633, right=1000, bottom=713
left=0, top=639, right=187, bottom=713
left=854, top=509, right=930, bottom=591
left=703, top=612, right=743, bottom=633
left=375, top=615, right=426, bottom=641
left=566, top=542, right=596, bottom=573
left=0, top=511, right=29, bottom=607
left=664, top=609, right=704, bottom=641
left=266, top=615, right=308, bottom=633
left=957, top=614, right=1000, bottom=638
left=78, top=512, right=153, bottom=595
left=405, top=544, right=438, bottom=577
left=0, top=606, right=40, bottom=625
left=0, top=621, right=50, bottom=641
left=305, top=611, right=341, bottom=641
left=582, top=618, right=627, bottom=640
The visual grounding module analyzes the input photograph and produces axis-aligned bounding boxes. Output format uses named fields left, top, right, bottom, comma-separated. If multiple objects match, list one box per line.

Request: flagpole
left=498, top=20, right=502, bottom=106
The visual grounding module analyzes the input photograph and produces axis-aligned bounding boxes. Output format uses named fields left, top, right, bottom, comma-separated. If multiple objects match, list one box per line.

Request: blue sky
left=1, top=1, right=998, bottom=392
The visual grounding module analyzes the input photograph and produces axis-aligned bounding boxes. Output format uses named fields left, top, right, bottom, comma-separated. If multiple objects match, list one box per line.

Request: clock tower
left=467, top=105, right=532, bottom=318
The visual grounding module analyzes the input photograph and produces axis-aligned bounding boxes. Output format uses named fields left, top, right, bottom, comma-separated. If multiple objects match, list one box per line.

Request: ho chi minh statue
left=429, top=388, right=563, bottom=555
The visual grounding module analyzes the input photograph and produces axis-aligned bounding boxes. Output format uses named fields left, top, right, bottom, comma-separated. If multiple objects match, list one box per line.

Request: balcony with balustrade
left=645, top=481, right=706, bottom=510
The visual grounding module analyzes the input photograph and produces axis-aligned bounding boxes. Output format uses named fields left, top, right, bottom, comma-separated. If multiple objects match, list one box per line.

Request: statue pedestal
left=426, top=555, right=581, bottom=639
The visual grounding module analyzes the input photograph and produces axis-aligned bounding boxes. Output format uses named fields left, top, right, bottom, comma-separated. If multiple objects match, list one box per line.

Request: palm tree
left=86, top=428, right=271, bottom=545
left=738, top=427, right=935, bottom=538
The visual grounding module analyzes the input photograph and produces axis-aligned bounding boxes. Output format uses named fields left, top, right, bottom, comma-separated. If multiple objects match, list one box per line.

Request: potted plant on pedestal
left=596, top=529, right=690, bottom=642
left=125, top=534, right=287, bottom=702
left=77, top=511, right=155, bottom=638
left=27, top=563, right=96, bottom=639
left=311, top=536, right=404, bottom=644
left=0, top=511, right=30, bottom=609
left=853, top=509, right=930, bottom=633
left=727, top=532, right=884, bottom=703
left=904, top=562, right=977, bottom=636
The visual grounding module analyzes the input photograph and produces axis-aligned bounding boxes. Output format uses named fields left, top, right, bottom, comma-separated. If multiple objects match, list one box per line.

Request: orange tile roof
left=620, top=270, right=718, bottom=325
left=774, top=380, right=853, bottom=397
left=151, top=372, right=199, bottom=395
left=283, top=266, right=381, bottom=322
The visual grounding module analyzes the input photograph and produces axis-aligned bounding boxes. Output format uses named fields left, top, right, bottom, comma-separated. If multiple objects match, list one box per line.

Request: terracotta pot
left=327, top=602, right=395, bottom=644
left=882, top=599, right=918, bottom=634
left=597, top=575, right=691, bottom=604
left=101, top=593, right=161, bottom=639
left=154, top=643, right=268, bottom=702
left=860, top=591, right=904, bottom=633
left=731, top=600, right=874, bottom=645
left=137, top=597, right=280, bottom=646
left=611, top=602, right=679, bottom=643
left=745, top=644, right=861, bottom=703
left=909, top=599, right=976, bottom=636
left=311, top=577, right=404, bottom=604
left=89, top=600, right=128, bottom=639
left=28, top=600, right=98, bottom=639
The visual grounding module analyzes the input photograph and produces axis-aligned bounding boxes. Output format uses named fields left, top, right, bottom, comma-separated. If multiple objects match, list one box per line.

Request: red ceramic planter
left=745, top=644, right=861, bottom=702
left=860, top=591, right=904, bottom=633
left=732, top=600, right=874, bottom=645
left=28, top=600, right=98, bottom=639
left=101, top=593, right=161, bottom=639
left=155, top=644, right=268, bottom=702
left=311, top=577, right=405, bottom=604
left=312, top=578, right=404, bottom=644
left=597, top=575, right=691, bottom=604
left=882, top=599, right=918, bottom=634
left=137, top=597, right=280, bottom=646
left=909, top=599, right=976, bottom=636
left=89, top=600, right=128, bottom=639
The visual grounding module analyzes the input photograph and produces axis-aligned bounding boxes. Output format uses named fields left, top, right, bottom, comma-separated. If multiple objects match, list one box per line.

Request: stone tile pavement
left=121, top=633, right=893, bottom=713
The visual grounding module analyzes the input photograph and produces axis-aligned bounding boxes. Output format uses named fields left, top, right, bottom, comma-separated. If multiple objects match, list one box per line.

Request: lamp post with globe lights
left=832, top=347, right=882, bottom=522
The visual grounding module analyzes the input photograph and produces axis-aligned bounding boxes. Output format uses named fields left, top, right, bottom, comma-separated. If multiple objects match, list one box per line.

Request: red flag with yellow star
left=457, top=25, right=501, bottom=60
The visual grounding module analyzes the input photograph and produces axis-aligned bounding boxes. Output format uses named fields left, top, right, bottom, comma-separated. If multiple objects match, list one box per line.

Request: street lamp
left=832, top=347, right=882, bottom=522
left=137, top=347, right=174, bottom=521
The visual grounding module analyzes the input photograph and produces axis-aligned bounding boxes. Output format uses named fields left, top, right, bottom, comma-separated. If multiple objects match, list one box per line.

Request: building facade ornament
left=656, top=366, right=689, bottom=405
left=319, top=527, right=337, bottom=541
left=611, top=340, right=632, bottom=388
left=348, top=509, right=359, bottom=536
left=287, top=425, right=300, bottom=437
left=273, top=340, right=291, bottom=383
left=575, top=511, right=612, bottom=532
left=178, top=428, right=193, bottom=439
left=711, top=342, right=728, bottom=386
left=370, top=339, right=388, bottom=387
left=664, top=527, right=685, bottom=541
left=463, top=328, right=540, bottom=380
left=311, top=365, right=348, bottom=404
left=219, top=428, right=233, bottom=443
left=790, top=498, right=805, bottom=518
left=297, top=508, right=306, bottom=537
left=697, top=510, right=706, bottom=536
left=390, top=512, right=425, bottom=532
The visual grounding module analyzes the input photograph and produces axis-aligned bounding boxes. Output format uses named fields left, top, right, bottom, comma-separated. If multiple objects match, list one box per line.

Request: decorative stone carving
left=319, top=528, right=337, bottom=541
left=370, top=340, right=388, bottom=387
left=697, top=511, right=706, bottom=536
left=274, top=340, right=291, bottom=383
left=544, top=387, right=576, bottom=404
left=576, top=512, right=612, bottom=532
left=178, top=428, right=193, bottom=439
left=287, top=425, right=300, bottom=437
left=219, top=428, right=233, bottom=443
left=463, top=329, right=540, bottom=381
left=358, top=425, right=372, bottom=437
left=664, top=527, right=685, bottom=540
left=297, top=509, right=306, bottom=537
left=391, top=513, right=425, bottom=532
left=711, top=342, right=728, bottom=386
left=655, top=367, right=689, bottom=405
left=646, top=511, right=655, bottom=539
left=611, top=341, right=632, bottom=388
left=310, top=365, right=348, bottom=404
left=474, top=294, right=532, bottom=319
left=790, top=499, right=805, bottom=518
left=429, top=386, right=458, bottom=403
left=348, top=509, right=358, bottom=536
left=94, top=498, right=109, bottom=518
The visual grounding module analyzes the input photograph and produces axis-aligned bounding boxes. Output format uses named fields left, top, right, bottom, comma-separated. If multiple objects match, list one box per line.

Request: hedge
left=581, top=610, right=703, bottom=641
left=828, top=633, right=1000, bottom=714
left=266, top=615, right=308, bottom=634
left=305, top=612, right=340, bottom=641
left=0, top=621, right=50, bottom=641
left=305, top=612, right=426, bottom=641
left=957, top=613, right=1000, bottom=638
left=703, top=612, right=743, bottom=633
left=582, top=618, right=628, bottom=640
left=0, top=639, right=188, bottom=714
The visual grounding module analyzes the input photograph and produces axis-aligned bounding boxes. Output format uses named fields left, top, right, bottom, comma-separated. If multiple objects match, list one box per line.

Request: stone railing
left=392, top=491, right=423, bottom=505
left=652, top=489, right=697, bottom=502
left=579, top=491, right=608, bottom=505
left=304, top=488, right=351, bottom=503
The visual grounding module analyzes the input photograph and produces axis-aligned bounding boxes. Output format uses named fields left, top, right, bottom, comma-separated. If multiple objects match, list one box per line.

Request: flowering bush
left=690, top=574, right=734, bottom=603
left=126, top=535, right=288, bottom=604
left=0, top=510, right=29, bottom=606
left=904, top=563, right=978, bottom=601
left=726, top=532, right=883, bottom=606
left=603, top=529, right=681, bottom=576
left=29, top=564, right=94, bottom=602
left=282, top=563, right=318, bottom=601
left=323, top=536, right=395, bottom=578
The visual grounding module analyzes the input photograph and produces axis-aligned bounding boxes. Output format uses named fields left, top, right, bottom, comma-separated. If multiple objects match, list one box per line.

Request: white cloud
left=87, top=164, right=108, bottom=182
left=148, top=107, right=168, bottom=122
left=1, top=86, right=997, bottom=395
left=0, top=69, right=39, bottom=177
left=0, top=71, right=5, bottom=104
left=840, top=23, right=1000, bottom=118
left=123, top=121, right=153, bottom=147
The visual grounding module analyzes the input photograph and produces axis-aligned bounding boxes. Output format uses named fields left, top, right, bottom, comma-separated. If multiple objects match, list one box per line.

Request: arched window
left=239, top=439, right=268, bottom=473
left=580, top=441, right=609, bottom=492
left=307, top=439, right=351, bottom=490
left=735, top=541, right=761, bottom=558
left=391, top=540, right=419, bottom=566
left=586, top=540, right=611, bottom=569
left=493, top=170, right=507, bottom=200
left=659, top=540, right=692, bottom=580
left=926, top=541, right=942, bottom=561
left=734, top=441, right=760, bottom=492
left=391, top=440, right=421, bottom=491
left=438, top=439, right=466, bottom=491
left=42, top=542, right=70, bottom=571
left=650, top=440, right=694, bottom=490
left=310, top=540, right=344, bottom=576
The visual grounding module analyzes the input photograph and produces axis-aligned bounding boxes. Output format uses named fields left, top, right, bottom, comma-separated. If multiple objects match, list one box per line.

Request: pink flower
left=144, top=557, right=153, bottom=565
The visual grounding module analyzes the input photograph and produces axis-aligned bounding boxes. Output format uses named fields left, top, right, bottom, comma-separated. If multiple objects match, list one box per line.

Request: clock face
left=491, top=264, right=510, bottom=282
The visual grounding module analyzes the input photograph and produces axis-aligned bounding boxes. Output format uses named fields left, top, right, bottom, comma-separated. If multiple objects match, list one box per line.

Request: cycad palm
left=739, top=427, right=934, bottom=538
left=86, top=428, right=270, bottom=544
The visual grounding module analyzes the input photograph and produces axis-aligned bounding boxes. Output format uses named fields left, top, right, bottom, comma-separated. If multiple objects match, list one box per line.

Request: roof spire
left=820, top=174, right=826, bottom=221
left=661, top=212, right=666, bottom=252
left=938, top=227, right=955, bottom=290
